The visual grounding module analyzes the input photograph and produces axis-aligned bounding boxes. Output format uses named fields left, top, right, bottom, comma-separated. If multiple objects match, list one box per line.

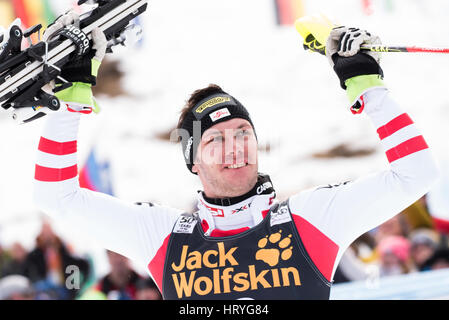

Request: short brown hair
left=177, top=84, right=225, bottom=129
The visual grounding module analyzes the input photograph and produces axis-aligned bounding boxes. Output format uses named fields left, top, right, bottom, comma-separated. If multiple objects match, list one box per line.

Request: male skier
left=31, top=13, right=438, bottom=299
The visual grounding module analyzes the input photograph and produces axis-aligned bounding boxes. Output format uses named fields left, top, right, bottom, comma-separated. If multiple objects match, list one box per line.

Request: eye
left=236, top=128, right=251, bottom=138
left=207, top=135, right=223, bottom=144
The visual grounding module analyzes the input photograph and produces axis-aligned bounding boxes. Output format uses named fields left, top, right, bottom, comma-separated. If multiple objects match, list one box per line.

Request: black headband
left=179, top=92, right=256, bottom=174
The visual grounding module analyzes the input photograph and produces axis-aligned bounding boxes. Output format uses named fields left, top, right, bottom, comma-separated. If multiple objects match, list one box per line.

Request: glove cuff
left=55, top=82, right=94, bottom=106
left=55, top=82, right=101, bottom=114
left=345, top=74, right=385, bottom=106
left=92, top=58, right=101, bottom=77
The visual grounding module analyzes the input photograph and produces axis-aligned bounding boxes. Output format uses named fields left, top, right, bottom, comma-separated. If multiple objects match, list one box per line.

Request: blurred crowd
left=1, top=195, right=449, bottom=300
left=0, top=221, right=162, bottom=300
left=333, top=195, right=449, bottom=283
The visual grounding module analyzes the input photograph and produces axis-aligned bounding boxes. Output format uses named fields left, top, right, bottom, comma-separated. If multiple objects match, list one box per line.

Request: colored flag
left=0, top=0, right=15, bottom=26
left=4, top=0, right=76, bottom=31
left=274, top=0, right=305, bottom=26
left=361, top=0, right=374, bottom=16
left=384, top=0, right=395, bottom=13
left=79, top=147, right=115, bottom=196
left=42, top=0, right=56, bottom=25
left=1, top=0, right=57, bottom=44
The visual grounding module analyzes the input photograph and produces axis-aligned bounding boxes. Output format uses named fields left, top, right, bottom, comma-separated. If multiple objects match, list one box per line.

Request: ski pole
left=295, top=14, right=449, bottom=55
left=360, top=45, right=449, bottom=54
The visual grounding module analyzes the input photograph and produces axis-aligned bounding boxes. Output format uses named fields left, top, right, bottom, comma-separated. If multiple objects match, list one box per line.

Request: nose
left=223, top=130, right=246, bottom=164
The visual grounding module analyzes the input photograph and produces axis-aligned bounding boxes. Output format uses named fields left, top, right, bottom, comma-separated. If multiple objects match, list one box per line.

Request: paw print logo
left=255, top=230, right=293, bottom=267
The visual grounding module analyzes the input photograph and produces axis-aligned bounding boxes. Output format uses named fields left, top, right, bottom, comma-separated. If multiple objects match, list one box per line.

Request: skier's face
left=192, top=118, right=258, bottom=198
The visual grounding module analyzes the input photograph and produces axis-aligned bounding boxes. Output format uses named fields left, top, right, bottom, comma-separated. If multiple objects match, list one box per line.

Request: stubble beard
left=203, top=165, right=258, bottom=199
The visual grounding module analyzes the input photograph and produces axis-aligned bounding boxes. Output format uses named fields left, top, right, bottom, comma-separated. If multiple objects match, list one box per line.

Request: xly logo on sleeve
left=169, top=231, right=301, bottom=298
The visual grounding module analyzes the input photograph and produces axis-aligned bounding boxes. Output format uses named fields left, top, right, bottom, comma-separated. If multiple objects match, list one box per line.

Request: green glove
left=325, top=26, right=386, bottom=111
left=345, top=74, right=385, bottom=106
left=55, top=58, right=102, bottom=113
left=43, top=12, right=107, bottom=113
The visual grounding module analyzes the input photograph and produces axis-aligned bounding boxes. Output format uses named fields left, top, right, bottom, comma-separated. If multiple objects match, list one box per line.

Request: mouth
left=224, top=162, right=248, bottom=169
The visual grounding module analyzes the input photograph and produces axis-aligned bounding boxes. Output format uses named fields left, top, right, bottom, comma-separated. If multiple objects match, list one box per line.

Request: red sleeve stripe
left=35, top=164, right=78, bottom=182
left=38, top=137, right=77, bottom=156
left=377, top=113, right=414, bottom=140
left=385, top=135, right=428, bottom=163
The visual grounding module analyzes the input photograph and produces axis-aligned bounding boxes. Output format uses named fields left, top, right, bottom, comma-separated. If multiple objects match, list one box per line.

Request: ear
left=191, top=144, right=202, bottom=174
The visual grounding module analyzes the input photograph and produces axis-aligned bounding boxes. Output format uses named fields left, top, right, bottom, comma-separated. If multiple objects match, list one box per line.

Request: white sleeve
left=289, top=88, right=439, bottom=258
left=33, top=109, right=182, bottom=268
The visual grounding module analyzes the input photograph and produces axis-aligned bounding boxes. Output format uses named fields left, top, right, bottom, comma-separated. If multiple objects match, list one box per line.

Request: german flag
left=0, top=0, right=57, bottom=44
left=12, top=0, right=56, bottom=29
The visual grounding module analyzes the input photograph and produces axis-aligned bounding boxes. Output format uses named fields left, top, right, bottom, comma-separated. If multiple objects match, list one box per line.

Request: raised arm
left=34, top=110, right=181, bottom=267
left=290, top=87, right=439, bottom=251
left=288, top=27, right=439, bottom=279
left=32, top=14, right=181, bottom=270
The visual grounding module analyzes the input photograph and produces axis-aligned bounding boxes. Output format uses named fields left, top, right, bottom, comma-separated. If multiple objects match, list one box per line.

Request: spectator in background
left=332, top=248, right=371, bottom=284
left=0, top=243, right=10, bottom=277
left=333, top=232, right=378, bottom=284
left=377, top=235, right=414, bottom=277
left=374, top=214, right=410, bottom=244
left=95, top=250, right=143, bottom=300
left=0, top=242, right=28, bottom=277
left=23, top=220, right=90, bottom=299
left=409, top=228, right=440, bottom=272
left=135, top=277, right=162, bottom=300
left=422, top=248, right=449, bottom=271
left=0, top=275, right=35, bottom=300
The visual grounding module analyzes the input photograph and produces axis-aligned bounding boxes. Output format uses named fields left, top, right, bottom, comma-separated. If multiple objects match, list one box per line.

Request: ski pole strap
left=58, top=25, right=91, bottom=57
